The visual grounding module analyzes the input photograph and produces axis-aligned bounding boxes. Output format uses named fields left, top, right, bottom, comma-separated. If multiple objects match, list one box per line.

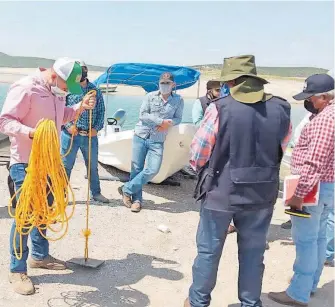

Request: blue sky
left=0, top=1, right=333, bottom=69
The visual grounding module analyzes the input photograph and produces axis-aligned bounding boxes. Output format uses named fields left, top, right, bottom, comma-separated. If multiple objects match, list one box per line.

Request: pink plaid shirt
left=291, top=101, right=335, bottom=198
left=190, top=103, right=292, bottom=171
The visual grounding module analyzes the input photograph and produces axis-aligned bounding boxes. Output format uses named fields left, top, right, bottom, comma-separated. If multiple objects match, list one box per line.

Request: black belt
left=77, top=129, right=89, bottom=136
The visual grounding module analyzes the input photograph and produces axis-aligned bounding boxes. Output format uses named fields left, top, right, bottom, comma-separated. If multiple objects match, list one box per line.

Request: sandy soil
left=0, top=67, right=332, bottom=307
left=0, top=155, right=333, bottom=307
left=0, top=67, right=305, bottom=102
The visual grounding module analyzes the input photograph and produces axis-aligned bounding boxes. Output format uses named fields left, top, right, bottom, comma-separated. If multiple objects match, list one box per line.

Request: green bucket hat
left=215, top=55, right=268, bottom=84
left=230, top=77, right=273, bottom=104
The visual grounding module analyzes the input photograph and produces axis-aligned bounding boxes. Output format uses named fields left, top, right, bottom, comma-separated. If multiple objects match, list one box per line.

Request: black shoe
left=281, top=220, right=292, bottom=230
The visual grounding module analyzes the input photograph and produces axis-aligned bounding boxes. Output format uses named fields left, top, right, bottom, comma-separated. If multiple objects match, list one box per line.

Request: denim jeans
left=189, top=205, right=274, bottom=307
left=9, top=163, right=49, bottom=273
left=123, top=135, right=164, bottom=202
left=61, top=130, right=101, bottom=197
left=287, top=182, right=334, bottom=304
left=326, top=207, right=334, bottom=262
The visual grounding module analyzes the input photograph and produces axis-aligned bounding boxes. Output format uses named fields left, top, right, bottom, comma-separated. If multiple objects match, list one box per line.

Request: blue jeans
left=9, top=163, right=49, bottom=273
left=123, top=135, right=164, bottom=202
left=189, top=206, right=274, bottom=307
left=287, top=182, right=334, bottom=304
left=61, top=130, right=101, bottom=197
left=326, top=207, right=334, bottom=262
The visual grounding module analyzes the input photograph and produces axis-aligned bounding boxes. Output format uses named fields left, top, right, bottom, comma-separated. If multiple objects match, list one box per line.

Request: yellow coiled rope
left=9, top=90, right=96, bottom=260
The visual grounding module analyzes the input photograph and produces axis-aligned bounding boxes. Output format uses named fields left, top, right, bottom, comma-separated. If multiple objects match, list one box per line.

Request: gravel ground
left=0, top=156, right=333, bottom=307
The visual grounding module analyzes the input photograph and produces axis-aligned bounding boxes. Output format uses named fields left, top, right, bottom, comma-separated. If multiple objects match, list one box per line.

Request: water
left=0, top=83, right=306, bottom=138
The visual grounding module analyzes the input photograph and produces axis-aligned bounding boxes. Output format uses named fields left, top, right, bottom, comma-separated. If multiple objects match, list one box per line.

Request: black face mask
left=304, top=100, right=318, bottom=114
left=80, top=70, right=88, bottom=82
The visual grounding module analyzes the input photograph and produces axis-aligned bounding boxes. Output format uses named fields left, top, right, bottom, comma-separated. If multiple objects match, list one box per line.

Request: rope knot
left=82, top=228, right=91, bottom=237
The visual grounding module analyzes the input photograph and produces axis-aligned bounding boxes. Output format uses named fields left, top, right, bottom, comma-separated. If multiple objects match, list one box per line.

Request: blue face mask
left=220, top=83, right=230, bottom=98
left=159, top=83, right=172, bottom=95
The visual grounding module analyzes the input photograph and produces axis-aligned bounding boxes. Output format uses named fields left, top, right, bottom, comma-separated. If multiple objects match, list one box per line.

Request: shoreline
left=0, top=67, right=305, bottom=102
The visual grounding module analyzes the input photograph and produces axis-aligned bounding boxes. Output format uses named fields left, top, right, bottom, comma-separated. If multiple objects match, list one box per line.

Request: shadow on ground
left=267, top=224, right=292, bottom=245
left=35, top=253, right=183, bottom=307
left=0, top=206, right=10, bottom=220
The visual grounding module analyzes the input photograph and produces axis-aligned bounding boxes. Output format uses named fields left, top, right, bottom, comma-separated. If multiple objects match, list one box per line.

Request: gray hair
left=315, top=90, right=334, bottom=99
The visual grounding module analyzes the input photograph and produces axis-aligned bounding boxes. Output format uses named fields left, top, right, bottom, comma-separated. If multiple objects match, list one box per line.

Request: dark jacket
left=194, top=94, right=291, bottom=211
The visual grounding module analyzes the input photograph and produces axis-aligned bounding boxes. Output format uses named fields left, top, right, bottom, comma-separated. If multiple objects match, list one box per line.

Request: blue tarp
left=93, top=63, right=201, bottom=93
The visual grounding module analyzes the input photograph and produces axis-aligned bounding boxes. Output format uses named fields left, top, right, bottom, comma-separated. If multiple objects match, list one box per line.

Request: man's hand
left=288, top=195, right=304, bottom=211
left=29, top=118, right=45, bottom=139
left=67, top=125, right=78, bottom=136
left=157, top=119, right=173, bottom=132
left=82, top=91, right=96, bottom=110
left=90, top=128, right=98, bottom=137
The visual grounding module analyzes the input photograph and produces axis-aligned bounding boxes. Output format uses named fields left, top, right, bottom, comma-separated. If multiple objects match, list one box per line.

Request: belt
left=77, top=129, right=89, bottom=136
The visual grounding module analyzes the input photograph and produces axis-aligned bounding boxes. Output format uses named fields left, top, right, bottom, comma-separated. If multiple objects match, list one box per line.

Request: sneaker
left=9, top=272, right=35, bottom=295
left=131, top=201, right=142, bottom=213
left=92, top=194, right=110, bottom=203
left=268, top=291, right=308, bottom=306
left=281, top=220, right=292, bottom=230
left=29, top=255, right=66, bottom=270
left=118, top=186, right=132, bottom=208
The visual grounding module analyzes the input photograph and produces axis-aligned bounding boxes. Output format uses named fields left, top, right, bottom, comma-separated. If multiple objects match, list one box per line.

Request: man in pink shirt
left=0, top=57, right=96, bottom=295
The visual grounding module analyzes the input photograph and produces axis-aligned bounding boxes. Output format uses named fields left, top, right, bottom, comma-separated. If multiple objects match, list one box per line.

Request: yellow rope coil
left=9, top=90, right=96, bottom=260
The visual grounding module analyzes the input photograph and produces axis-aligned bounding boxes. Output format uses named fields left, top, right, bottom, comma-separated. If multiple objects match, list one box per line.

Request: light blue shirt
left=192, top=99, right=204, bottom=127
left=135, top=91, right=184, bottom=143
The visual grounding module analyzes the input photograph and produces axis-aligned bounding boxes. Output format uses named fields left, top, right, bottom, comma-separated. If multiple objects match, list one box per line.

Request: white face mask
left=51, top=79, right=68, bottom=97
left=159, top=83, right=172, bottom=95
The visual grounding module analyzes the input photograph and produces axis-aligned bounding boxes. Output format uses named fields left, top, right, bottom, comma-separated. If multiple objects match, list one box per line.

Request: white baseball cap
left=53, top=57, right=83, bottom=94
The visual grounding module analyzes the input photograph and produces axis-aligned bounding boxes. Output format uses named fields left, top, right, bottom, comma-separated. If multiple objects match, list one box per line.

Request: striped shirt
left=291, top=101, right=334, bottom=198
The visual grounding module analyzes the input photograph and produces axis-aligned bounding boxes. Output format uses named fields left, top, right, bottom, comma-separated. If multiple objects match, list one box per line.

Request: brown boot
left=131, top=201, right=142, bottom=213
left=287, top=277, right=315, bottom=297
left=118, top=186, right=132, bottom=208
left=268, top=291, right=308, bottom=306
left=184, top=298, right=191, bottom=307
left=29, top=255, right=66, bottom=270
left=9, top=273, right=35, bottom=295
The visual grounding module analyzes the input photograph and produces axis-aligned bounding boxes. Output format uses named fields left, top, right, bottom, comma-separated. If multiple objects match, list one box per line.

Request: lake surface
left=0, top=83, right=307, bottom=141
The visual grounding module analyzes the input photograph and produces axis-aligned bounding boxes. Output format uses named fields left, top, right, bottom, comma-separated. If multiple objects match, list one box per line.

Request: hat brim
left=66, top=80, right=82, bottom=95
left=230, top=77, right=271, bottom=104
left=215, top=73, right=268, bottom=84
left=293, top=92, right=313, bottom=101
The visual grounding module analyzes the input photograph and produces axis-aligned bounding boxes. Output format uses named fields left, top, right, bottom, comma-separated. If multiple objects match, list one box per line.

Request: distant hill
left=0, top=52, right=106, bottom=71
left=0, top=52, right=329, bottom=78
left=190, top=64, right=328, bottom=78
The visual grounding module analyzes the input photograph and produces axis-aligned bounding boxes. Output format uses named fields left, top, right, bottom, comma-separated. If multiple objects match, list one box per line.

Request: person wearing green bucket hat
left=185, top=55, right=292, bottom=307
left=215, top=54, right=273, bottom=103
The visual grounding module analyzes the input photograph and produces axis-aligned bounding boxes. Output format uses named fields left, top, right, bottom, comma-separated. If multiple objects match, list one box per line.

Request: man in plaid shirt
left=61, top=60, right=109, bottom=203
left=269, top=74, right=335, bottom=306
left=189, top=103, right=292, bottom=172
